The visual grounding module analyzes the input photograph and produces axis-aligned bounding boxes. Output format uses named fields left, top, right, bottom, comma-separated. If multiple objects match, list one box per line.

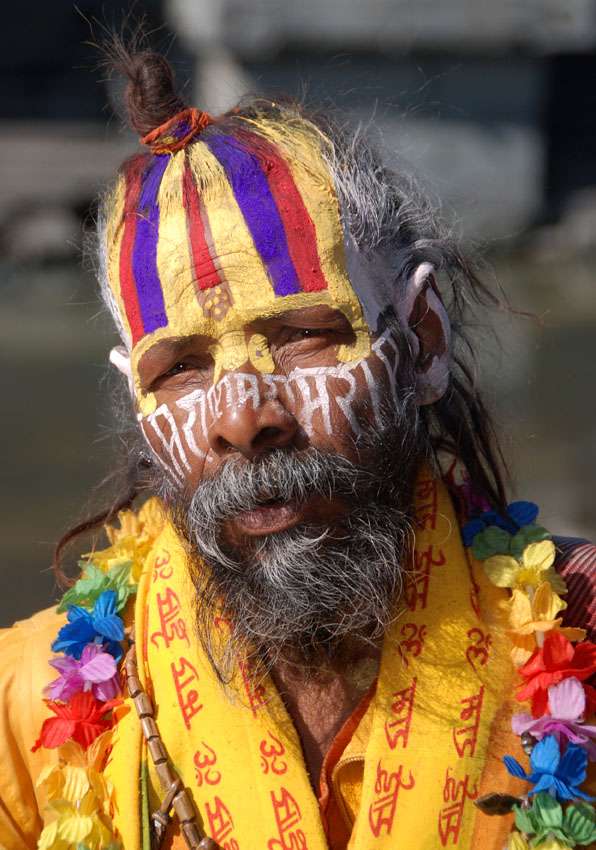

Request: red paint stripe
left=255, top=143, right=329, bottom=293
left=119, top=162, right=146, bottom=344
left=182, top=160, right=221, bottom=292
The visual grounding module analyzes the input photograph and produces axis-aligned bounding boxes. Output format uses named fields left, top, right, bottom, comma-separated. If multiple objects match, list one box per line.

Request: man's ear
left=392, top=262, right=451, bottom=405
left=109, top=346, right=136, bottom=398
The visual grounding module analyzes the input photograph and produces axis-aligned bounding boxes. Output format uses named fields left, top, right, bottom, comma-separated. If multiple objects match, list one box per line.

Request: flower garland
left=33, top=499, right=163, bottom=850
left=460, top=487, right=596, bottom=850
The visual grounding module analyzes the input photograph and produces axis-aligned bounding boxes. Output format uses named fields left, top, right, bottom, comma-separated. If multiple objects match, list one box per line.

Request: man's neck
left=270, top=647, right=382, bottom=787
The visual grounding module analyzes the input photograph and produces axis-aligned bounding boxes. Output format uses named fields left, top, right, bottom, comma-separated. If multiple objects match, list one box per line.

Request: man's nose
left=207, top=382, right=298, bottom=460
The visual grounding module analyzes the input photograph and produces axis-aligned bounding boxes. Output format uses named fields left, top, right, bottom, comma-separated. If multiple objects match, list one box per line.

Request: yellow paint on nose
left=248, top=333, right=275, bottom=373
left=209, top=331, right=276, bottom=383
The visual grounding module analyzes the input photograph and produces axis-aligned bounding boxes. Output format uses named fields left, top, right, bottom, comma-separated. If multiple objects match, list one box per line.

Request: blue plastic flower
left=462, top=501, right=538, bottom=546
left=462, top=518, right=486, bottom=546
left=504, top=734, right=595, bottom=802
left=51, top=589, right=125, bottom=661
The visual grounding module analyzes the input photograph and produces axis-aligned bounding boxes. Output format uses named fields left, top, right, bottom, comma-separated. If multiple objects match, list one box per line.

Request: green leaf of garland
left=56, top=561, right=136, bottom=614
left=514, top=803, right=538, bottom=835
left=472, top=526, right=513, bottom=560
left=472, top=523, right=552, bottom=562
left=515, top=796, right=575, bottom=848
left=56, top=564, right=105, bottom=613
left=533, top=791, right=564, bottom=829
left=530, top=828, right=573, bottom=848
left=563, top=802, right=596, bottom=844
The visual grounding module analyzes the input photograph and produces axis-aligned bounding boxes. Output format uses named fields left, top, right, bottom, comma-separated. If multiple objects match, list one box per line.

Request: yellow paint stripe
left=289, top=150, right=371, bottom=358
left=155, top=152, right=202, bottom=338
left=188, top=142, right=276, bottom=317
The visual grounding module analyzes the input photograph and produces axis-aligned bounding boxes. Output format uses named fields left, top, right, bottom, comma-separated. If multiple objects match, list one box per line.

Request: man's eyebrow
left=258, top=308, right=349, bottom=324
left=139, top=335, right=208, bottom=360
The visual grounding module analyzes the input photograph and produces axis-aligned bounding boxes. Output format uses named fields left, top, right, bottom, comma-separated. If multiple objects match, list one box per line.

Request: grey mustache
left=191, top=448, right=370, bottom=523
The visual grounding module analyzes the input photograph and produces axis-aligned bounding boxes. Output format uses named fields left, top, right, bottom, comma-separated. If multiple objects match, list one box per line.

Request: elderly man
left=1, top=49, right=595, bottom=850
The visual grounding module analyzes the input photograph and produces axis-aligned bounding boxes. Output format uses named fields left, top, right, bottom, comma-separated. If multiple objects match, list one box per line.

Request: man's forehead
left=109, top=132, right=361, bottom=341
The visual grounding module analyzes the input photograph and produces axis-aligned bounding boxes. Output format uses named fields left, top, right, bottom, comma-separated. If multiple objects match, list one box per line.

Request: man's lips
left=232, top=499, right=307, bottom=535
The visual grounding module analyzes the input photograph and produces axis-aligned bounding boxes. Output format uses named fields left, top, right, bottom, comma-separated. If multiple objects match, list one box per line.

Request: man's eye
left=287, top=328, right=328, bottom=341
left=151, top=359, right=211, bottom=390
left=166, top=362, right=192, bottom=376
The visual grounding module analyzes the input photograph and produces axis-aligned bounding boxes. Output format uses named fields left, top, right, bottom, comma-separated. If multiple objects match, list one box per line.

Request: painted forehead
left=106, top=122, right=372, bottom=407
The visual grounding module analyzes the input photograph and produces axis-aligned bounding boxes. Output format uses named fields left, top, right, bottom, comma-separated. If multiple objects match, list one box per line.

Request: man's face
left=109, top=129, right=427, bottom=669
left=113, top=131, right=406, bottom=533
left=136, top=299, right=405, bottom=520
left=130, top=232, right=423, bottom=674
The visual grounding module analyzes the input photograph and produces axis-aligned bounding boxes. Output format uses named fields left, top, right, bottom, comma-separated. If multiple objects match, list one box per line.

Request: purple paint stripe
left=206, top=135, right=300, bottom=296
left=131, top=156, right=170, bottom=334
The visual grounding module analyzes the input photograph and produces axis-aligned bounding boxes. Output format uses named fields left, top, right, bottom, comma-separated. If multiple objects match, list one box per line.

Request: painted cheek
left=140, top=372, right=278, bottom=480
left=139, top=402, right=210, bottom=488
left=285, top=331, right=401, bottom=440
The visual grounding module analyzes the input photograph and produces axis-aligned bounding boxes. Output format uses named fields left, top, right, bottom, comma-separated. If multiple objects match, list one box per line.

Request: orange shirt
left=317, top=683, right=376, bottom=850
left=0, top=607, right=62, bottom=850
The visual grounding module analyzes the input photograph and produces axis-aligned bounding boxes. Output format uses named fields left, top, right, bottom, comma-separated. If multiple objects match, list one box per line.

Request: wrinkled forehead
left=105, top=126, right=371, bottom=373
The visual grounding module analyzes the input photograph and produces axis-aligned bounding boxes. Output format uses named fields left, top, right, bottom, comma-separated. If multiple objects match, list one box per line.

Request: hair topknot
left=110, top=45, right=188, bottom=137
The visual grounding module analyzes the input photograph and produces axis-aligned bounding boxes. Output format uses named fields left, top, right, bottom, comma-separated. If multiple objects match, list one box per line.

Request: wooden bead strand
left=125, top=630, right=220, bottom=850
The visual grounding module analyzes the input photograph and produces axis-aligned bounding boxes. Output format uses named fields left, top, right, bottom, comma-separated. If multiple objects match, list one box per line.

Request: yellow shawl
left=106, top=472, right=529, bottom=848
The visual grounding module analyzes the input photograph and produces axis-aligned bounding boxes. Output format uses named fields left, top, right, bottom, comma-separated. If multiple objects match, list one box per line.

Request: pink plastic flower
left=44, top=644, right=120, bottom=703
left=512, top=678, right=596, bottom=759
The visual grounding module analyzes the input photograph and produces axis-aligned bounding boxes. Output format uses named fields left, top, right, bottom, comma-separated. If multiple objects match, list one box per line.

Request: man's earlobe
left=109, top=346, right=136, bottom=398
left=392, top=262, right=452, bottom=405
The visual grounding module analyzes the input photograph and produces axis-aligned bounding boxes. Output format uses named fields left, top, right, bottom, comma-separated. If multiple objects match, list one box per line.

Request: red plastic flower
left=517, top=632, right=596, bottom=718
left=32, top=690, right=121, bottom=752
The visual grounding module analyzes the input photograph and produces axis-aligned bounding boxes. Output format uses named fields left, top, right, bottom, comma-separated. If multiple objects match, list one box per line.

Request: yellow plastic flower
left=37, top=819, right=69, bottom=850
left=44, top=791, right=113, bottom=849
left=38, top=762, right=112, bottom=810
left=507, top=832, right=529, bottom=850
left=106, top=496, right=164, bottom=545
left=37, top=731, right=113, bottom=811
left=83, top=534, right=152, bottom=582
left=507, top=582, right=586, bottom=666
left=82, top=497, right=164, bottom=580
left=483, top=540, right=567, bottom=593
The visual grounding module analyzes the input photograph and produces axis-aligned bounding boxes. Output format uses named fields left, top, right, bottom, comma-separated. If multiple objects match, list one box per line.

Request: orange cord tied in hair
left=140, top=107, right=213, bottom=154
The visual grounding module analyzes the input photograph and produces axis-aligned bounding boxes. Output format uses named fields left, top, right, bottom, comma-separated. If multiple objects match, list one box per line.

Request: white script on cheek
left=175, top=392, right=208, bottom=459
left=142, top=402, right=191, bottom=484
left=139, top=330, right=400, bottom=472
left=372, top=331, right=400, bottom=402
left=288, top=331, right=399, bottom=437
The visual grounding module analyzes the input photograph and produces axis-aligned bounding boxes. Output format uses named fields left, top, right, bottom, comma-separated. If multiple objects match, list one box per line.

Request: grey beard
left=168, top=399, right=425, bottom=683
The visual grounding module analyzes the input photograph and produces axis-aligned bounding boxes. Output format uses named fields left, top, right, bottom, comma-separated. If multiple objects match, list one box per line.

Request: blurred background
left=1, top=0, right=595, bottom=625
